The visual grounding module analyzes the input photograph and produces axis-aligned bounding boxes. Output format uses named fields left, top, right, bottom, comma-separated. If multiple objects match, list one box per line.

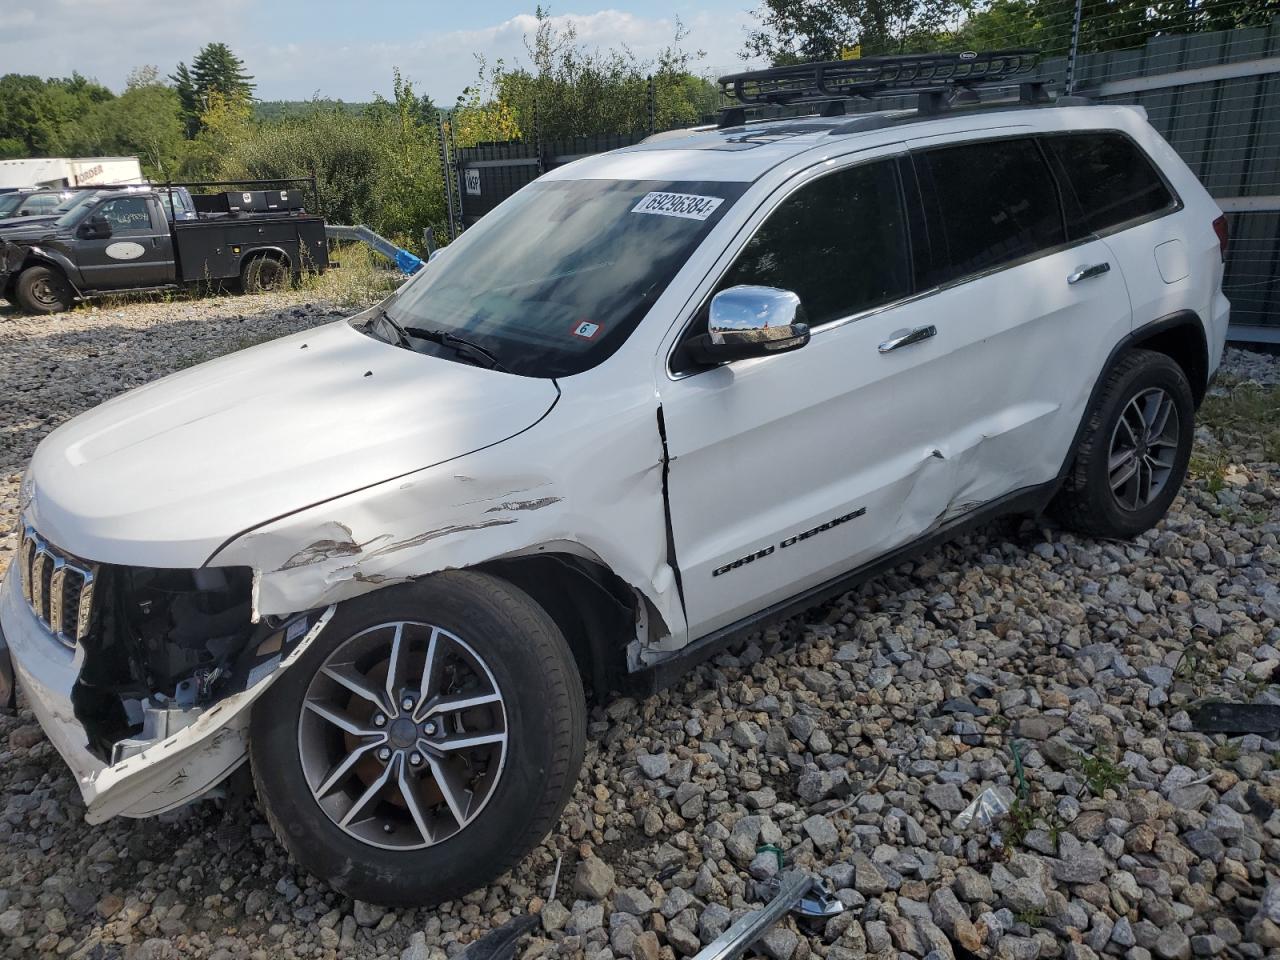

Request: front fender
left=25, top=244, right=86, bottom=291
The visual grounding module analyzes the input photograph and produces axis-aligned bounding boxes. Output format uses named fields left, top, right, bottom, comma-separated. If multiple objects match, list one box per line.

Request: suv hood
left=26, top=320, right=559, bottom=567
left=0, top=219, right=65, bottom=242
left=0, top=214, right=60, bottom=232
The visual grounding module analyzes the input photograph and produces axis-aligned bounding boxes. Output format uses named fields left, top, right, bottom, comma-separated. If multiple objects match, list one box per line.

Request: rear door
left=1040, top=131, right=1186, bottom=329
left=904, top=134, right=1133, bottom=508
left=76, top=195, right=174, bottom=289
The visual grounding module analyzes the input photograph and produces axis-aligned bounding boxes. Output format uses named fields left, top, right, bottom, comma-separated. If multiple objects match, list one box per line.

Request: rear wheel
left=241, top=255, right=287, bottom=293
left=1052, top=348, right=1195, bottom=539
left=15, top=265, right=73, bottom=314
left=250, top=571, right=586, bottom=906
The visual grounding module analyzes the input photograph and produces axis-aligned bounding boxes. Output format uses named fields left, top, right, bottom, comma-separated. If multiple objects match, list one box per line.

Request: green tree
left=745, top=0, right=967, bottom=61
left=471, top=9, right=710, bottom=141
left=171, top=43, right=255, bottom=136
left=0, top=73, right=114, bottom=156
left=65, top=68, right=185, bottom=178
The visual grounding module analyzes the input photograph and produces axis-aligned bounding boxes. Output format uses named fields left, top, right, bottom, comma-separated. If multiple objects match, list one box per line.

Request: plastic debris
left=952, top=786, right=1011, bottom=831
left=1188, top=701, right=1280, bottom=736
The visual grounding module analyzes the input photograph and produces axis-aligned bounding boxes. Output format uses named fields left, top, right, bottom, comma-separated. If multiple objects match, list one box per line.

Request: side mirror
left=79, top=215, right=111, bottom=239
left=686, top=285, right=810, bottom=365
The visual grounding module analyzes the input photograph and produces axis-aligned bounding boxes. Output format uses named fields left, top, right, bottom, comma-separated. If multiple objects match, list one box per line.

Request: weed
left=1074, top=746, right=1128, bottom=798
left=1188, top=452, right=1228, bottom=493
left=1214, top=742, right=1241, bottom=763
left=1003, top=798, right=1039, bottom=849
left=301, top=242, right=402, bottom=308
left=1014, top=908, right=1044, bottom=928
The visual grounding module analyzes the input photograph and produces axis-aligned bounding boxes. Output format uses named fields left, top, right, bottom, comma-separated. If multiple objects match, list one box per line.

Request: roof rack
left=717, top=50, right=1043, bottom=126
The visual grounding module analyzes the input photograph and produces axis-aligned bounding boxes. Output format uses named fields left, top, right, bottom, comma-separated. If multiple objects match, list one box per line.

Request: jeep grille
left=17, top=525, right=97, bottom=648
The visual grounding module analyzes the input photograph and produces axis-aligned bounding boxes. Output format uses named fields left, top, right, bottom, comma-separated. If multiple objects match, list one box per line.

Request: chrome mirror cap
left=689, top=285, right=810, bottom=365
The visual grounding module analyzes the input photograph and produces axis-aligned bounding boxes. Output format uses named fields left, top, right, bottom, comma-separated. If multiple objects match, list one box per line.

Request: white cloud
left=0, top=4, right=761, bottom=102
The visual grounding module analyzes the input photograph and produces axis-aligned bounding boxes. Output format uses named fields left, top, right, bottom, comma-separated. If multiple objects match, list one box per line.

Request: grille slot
left=17, top=525, right=97, bottom=648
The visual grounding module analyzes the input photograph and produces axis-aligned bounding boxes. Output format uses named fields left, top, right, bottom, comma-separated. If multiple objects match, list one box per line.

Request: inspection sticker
left=632, top=191, right=724, bottom=221
left=572, top=320, right=602, bottom=339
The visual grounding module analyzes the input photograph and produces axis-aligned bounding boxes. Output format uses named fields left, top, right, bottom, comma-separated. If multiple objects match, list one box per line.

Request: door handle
left=1067, top=262, right=1111, bottom=284
left=879, top=325, right=937, bottom=354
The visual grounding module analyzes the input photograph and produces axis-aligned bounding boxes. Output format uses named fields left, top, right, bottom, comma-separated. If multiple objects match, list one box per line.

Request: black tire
left=249, top=570, right=586, bottom=906
left=1052, top=348, right=1195, bottom=539
left=15, top=265, right=73, bottom=314
left=241, top=255, right=287, bottom=293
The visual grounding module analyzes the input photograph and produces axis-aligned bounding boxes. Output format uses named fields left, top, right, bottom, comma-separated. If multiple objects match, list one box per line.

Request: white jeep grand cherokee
left=1, top=90, right=1229, bottom=905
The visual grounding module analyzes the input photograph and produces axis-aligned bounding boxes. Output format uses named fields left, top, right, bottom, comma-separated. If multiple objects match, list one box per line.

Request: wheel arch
left=239, top=246, right=293, bottom=274
left=477, top=553, right=641, bottom=702
left=1129, top=311, right=1210, bottom=407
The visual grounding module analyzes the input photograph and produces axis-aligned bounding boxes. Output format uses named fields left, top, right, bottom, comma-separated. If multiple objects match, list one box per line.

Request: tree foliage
left=172, top=42, right=256, bottom=136
left=476, top=9, right=713, bottom=140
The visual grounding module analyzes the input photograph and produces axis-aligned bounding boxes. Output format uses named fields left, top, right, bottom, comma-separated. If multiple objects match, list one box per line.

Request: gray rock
left=698, top=903, right=733, bottom=944
left=400, top=931, right=429, bottom=960
left=636, top=752, right=670, bottom=780
left=760, top=926, right=799, bottom=960
left=924, top=782, right=967, bottom=813
left=614, top=887, right=654, bottom=916
left=574, top=857, right=616, bottom=900
left=1003, top=877, right=1047, bottom=913
left=802, top=813, right=839, bottom=852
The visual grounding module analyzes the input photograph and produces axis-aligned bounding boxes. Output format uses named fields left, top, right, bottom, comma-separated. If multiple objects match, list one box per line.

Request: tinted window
left=915, top=138, right=1066, bottom=287
left=20, top=195, right=60, bottom=214
left=1044, top=132, right=1175, bottom=238
left=718, top=159, right=911, bottom=326
left=96, top=197, right=154, bottom=233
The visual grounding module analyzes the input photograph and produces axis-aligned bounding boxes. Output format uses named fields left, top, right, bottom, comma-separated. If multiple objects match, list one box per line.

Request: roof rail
left=718, top=50, right=1041, bottom=122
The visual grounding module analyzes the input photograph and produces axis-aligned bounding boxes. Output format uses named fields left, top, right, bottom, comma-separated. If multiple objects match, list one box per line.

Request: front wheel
left=249, top=571, right=586, bottom=906
left=15, top=265, right=73, bottom=314
left=1051, top=348, right=1195, bottom=539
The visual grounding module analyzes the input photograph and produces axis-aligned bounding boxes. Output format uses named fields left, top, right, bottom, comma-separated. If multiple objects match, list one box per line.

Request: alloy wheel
left=1107, top=386, right=1180, bottom=511
left=297, top=621, right=508, bottom=850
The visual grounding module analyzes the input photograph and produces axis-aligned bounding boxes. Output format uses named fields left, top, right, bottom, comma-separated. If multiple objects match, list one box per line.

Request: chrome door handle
left=879, top=325, right=937, bottom=354
left=1067, top=262, right=1111, bottom=284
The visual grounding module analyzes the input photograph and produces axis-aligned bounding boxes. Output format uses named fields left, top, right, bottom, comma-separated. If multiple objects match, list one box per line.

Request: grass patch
left=302, top=242, right=403, bottom=308
left=1199, top=381, right=1280, bottom=461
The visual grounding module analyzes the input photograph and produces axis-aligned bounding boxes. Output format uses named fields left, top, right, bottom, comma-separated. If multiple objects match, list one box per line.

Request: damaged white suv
left=1, top=78, right=1229, bottom=905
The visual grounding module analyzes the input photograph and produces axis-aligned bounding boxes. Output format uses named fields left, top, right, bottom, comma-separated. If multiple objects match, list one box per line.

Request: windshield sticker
left=572, top=320, right=602, bottom=340
left=632, top=192, right=724, bottom=221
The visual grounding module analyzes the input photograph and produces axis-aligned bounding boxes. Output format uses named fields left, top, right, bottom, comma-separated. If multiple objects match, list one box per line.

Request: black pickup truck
left=1, top=184, right=328, bottom=313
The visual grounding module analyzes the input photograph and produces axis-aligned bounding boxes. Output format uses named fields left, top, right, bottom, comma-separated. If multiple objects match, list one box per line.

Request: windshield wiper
left=373, top=308, right=410, bottom=346
left=402, top=326, right=511, bottom=373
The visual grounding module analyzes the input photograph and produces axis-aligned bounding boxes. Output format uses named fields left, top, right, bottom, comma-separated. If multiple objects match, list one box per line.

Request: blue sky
left=3, top=1, right=764, bottom=103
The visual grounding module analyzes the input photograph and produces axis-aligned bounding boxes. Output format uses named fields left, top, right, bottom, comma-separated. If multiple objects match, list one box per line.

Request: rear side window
left=914, top=137, right=1066, bottom=287
left=718, top=158, right=912, bottom=326
left=1043, top=132, right=1176, bottom=238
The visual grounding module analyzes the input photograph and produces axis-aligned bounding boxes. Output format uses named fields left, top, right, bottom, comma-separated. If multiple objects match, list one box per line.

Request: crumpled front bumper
left=0, top=562, right=329, bottom=822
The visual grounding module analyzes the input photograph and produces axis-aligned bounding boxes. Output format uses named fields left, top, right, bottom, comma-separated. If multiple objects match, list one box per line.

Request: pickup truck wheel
left=242, top=256, right=287, bottom=293
left=249, top=571, right=586, bottom=906
left=1051, top=348, right=1194, bottom=539
left=15, top=265, right=73, bottom=314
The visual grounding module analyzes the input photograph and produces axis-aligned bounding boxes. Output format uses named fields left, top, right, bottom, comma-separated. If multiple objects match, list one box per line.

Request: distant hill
left=253, top=100, right=373, bottom=122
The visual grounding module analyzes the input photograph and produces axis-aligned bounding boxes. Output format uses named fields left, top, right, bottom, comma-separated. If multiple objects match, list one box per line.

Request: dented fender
left=206, top=371, right=687, bottom=650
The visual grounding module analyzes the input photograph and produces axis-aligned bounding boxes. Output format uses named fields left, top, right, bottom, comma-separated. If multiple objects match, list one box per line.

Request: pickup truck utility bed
left=1, top=184, right=328, bottom=313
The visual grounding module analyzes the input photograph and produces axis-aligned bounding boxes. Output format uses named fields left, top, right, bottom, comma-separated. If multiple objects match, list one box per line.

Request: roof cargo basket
left=718, top=49, right=1040, bottom=112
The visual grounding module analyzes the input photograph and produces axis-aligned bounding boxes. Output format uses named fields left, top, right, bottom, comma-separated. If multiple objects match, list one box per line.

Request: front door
left=76, top=195, right=173, bottom=289
left=659, top=155, right=968, bottom=639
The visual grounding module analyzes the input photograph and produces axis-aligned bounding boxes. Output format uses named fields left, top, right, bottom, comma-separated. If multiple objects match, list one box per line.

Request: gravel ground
left=0, top=296, right=1278, bottom=960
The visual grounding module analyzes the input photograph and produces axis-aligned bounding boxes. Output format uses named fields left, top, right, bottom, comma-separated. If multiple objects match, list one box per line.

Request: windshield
left=54, top=195, right=102, bottom=228
left=383, top=178, right=745, bottom=378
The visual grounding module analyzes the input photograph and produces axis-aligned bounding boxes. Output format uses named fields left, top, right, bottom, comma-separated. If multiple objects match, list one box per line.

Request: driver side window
left=719, top=158, right=912, bottom=326
left=96, top=197, right=155, bottom=234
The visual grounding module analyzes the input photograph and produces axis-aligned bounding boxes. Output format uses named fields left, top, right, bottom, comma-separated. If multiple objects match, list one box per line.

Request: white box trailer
left=0, top=156, right=143, bottom=191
